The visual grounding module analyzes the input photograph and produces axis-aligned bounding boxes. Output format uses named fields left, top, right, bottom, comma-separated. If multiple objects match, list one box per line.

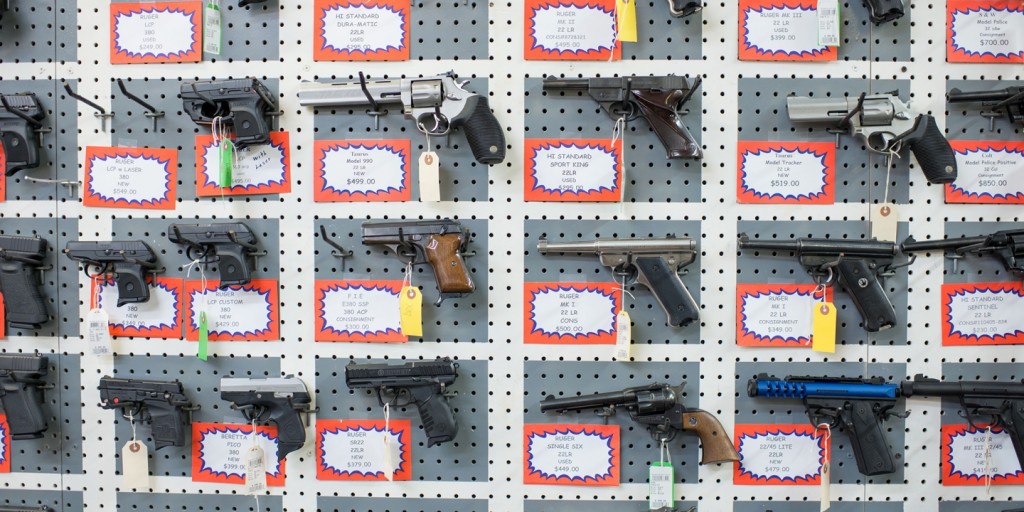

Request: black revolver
left=902, top=229, right=1024, bottom=276
left=0, top=93, right=46, bottom=176
left=542, top=75, right=702, bottom=160
left=168, top=222, right=259, bottom=288
left=738, top=234, right=902, bottom=333
left=948, top=86, right=1024, bottom=131
left=64, top=241, right=160, bottom=307
left=0, top=353, right=49, bottom=440
left=180, top=78, right=278, bottom=149
left=98, top=376, right=198, bottom=450
left=220, top=376, right=312, bottom=460
left=0, top=235, right=50, bottom=330
left=345, top=357, right=459, bottom=447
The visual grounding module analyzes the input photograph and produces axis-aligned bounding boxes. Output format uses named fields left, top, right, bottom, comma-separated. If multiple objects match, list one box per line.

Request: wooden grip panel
left=424, top=234, right=474, bottom=293
left=682, top=410, right=740, bottom=464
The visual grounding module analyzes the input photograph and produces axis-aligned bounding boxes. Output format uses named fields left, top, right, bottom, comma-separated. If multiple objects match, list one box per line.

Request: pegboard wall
left=0, top=1, right=1021, bottom=511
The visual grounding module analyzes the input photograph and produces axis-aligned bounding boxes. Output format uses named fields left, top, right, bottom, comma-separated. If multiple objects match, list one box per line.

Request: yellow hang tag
left=616, top=0, right=638, bottom=42
left=812, top=302, right=837, bottom=353
left=399, top=286, right=423, bottom=337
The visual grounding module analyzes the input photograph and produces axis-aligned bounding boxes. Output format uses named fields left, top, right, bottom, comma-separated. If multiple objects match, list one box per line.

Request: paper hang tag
left=86, top=308, right=113, bottom=356
left=219, top=138, right=234, bottom=188
left=203, top=1, right=222, bottom=55
left=614, top=310, right=631, bottom=359
left=399, top=286, right=423, bottom=337
left=382, top=430, right=400, bottom=481
left=197, top=311, right=209, bottom=361
left=817, top=0, right=840, bottom=47
left=615, top=0, right=638, bottom=43
left=870, top=204, right=899, bottom=242
left=244, top=444, right=268, bottom=494
left=648, top=461, right=674, bottom=509
left=121, top=440, right=150, bottom=489
left=812, top=302, right=837, bottom=353
left=820, top=460, right=831, bottom=511
left=418, top=151, right=441, bottom=202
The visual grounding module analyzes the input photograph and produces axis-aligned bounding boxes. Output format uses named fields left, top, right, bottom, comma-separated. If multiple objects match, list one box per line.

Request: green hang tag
left=198, top=311, right=209, bottom=361
left=219, top=138, right=234, bottom=188
left=204, top=1, right=222, bottom=55
left=648, top=461, right=674, bottom=510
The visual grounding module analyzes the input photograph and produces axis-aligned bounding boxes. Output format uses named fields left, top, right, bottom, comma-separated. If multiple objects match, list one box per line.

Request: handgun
left=0, top=506, right=54, bottom=512
left=0, top=93, right=46, bottom=176
left=748, top=374, right=906, bottom=476
left=98, top=376, right=198, bottom=450
left=901, top=229, right=1023, bottom=276
left=540, top=382, right=740, bottom=464
left=167, top=222, right=259, bottom=288
left=667, top=0, right=701, bottom=17
left=542, top=75, right=702, bottom=160
left=0, top=235, right=50, bottom=330
left=0, top=353, right=49, bottom=440
left=220, top=376, right=312, bottom=460
left=345, top=357, right=459, bottom=447
left=536, top=236, right=700, bottom=327
left=737, top=233, right=901, bottom=333
left=361, top=219, right=474, bottom=306
left=297, top=71, right=506, bottom=165
left=64, top=241, right=160, bottom=307
left=948, top=86, right=1024, bottom=131
left=180, top=78, right=278, bottom=149
left=787, top=92, right=957, bottom=184
left=863, top=0, right=905, bottom=24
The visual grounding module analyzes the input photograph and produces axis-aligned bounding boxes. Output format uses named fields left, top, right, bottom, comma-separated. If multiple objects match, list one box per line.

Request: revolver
left=901, top=229, right=1024, bottom=276
left=787, top=92, right=957, bottom=184
left=361, top=219, right=475, bottom=306
left=542, top=75, right=702, bottom=160
left=345, top=357, right=459, bottom=447
left=948, top=86, right=1024, bottom=131
left=167, top=222, right=259, bottom=288
left=0, top=353, right=49, bottom=440
left=64, top=241, right=160, bottom=307
left=536, top=236, right=700, bottom=327
left=0, top=235, right=50, bottom=330
left=98, top=376, right=198, bottom=450
left=297, top=72, right=506, bottom=165
left=220, top=376, right=312, bottom=460
left=0, top=93, right=46, bottom=176
left=180, top=78, right=278, bottom=149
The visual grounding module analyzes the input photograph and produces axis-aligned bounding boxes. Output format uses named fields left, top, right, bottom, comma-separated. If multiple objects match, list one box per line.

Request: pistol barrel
left=739, top=234, right=897, bottom=257
left=537, top=237, right=695, bottom=254
left=900, top=236, right=986, bottom=253
left=541, top=78, right=590, bottom=92
left=297, top=78, right=405, bottom=107
left=947, top=87, right=1016, bottom=103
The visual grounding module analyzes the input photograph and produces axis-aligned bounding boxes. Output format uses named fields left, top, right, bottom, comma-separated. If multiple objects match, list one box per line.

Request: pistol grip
left=112, top=261, right=150, bottom=307
left=863, top=0, right=905, bottom=24
left=147, top=400, right=188, bottom=450
left=0, top=259, right=49, bottom=330
left=266, top=402, right=307, bottom=460
left=1, top=126, right=41, bottom=176
left=230, top=103, right=271, bottom=149
left=682, top=409, right=740, bottom=464
left=841, top=400, right=897, bottom=476
left=213, top=243, right=252, bottom=288
left=423, top=234, right=474, bottom=297
left=835, top=258, right=896, bottom=333
left=903, top=114, right=957, bottom=184
left=409, top=385, right=458, bottom=447
left=670, top=0, right=702, bottom=16
left=1, top=381, right=47, bottom=439
left=1003, top=400, right=1024, bottom=469
left=631, top=90, right=702, bottom=160
left=634, top=256, right=700, bottom=327
left=452, top=96, right=506, bottom=165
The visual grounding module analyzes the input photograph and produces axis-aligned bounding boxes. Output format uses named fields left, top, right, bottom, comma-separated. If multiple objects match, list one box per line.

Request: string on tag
left=611, top=115, right=627, bottom=209
left=619, top=274, right=636, bottom=303
left=184, top=258, right=211, bottom=359
left=659, top=438, right=672, bottom=466
left=402, top=261, right=413, bottom=289
left=882, top=143, right=902, bottom=204
left=251, top=416, right=261, bottom=508
left=128, top=409, right=137, bottom=443
left=817, top=422, right=831, bottom=464
left=92, top=274, right=103, bottom=310
left=984, top=425, right=993, bottom=493
left=817, top=422, right=832, bottom=512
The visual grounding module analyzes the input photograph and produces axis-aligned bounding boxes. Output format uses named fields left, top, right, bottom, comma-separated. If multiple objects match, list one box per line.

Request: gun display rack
left=0, top=0, right=1021, bottom=511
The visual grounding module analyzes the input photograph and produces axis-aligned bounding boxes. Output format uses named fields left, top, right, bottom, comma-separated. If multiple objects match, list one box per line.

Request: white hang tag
left=244, top=444, right=267, bottom=494
left=870, top=204, right=899, bottom=242
left=648, top=462, right=674, bottom=509
left=86, top=308, right=113, bottom=356
left=203, top=1, right=222, bottom=55
left=121, top=440, right=150, bottom=489
left=381, top=403, right=399, bottom=480
left=818, top=424, right=831, bottom=512
left=614, top=310, right=631, bottom=359
left=816, top=0, right=840, bottom=47
left=418, top=151, right=442, bottom=202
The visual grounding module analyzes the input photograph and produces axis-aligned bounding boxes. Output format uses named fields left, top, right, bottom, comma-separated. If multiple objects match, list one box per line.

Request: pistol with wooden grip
left=361, top=219, right=475, bottom=306
left=540, top=383, right=740, bottom=465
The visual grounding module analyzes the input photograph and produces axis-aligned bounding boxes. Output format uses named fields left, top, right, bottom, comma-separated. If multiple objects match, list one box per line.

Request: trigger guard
left=866, top=131, right=896, bottom=154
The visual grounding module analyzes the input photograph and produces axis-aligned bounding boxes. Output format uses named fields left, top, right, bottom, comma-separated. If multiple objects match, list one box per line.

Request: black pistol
left=98, top=376, right=197, bottom=450
left=220, top=376, right=312, bottom=460
left=0, top=235, right=50, bottom=330
left=0, top=93, right=46, bottom=176
left=167, top=222, right=259, bottom=288
left=180, top=78, right=278, bottom=149
left=0, top=353, right=49, bottom=439
left=64, top=241, right=160, bottom=307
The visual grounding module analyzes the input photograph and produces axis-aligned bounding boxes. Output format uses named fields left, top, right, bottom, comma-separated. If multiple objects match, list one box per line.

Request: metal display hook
left=63, top=80, right=114, bottom=131
left=116, top=78, right=165, bottom=131
left=319, top=225, right=353, bottom=262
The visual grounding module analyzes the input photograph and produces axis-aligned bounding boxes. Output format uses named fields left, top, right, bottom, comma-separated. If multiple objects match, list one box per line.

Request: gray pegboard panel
left=108, top=0, right=280, bottom=63
left=54, top=0, right=76, bottom=63
left=523, top=219, right=702, bottom=344
left=118, top=492, right=282, bottom=511
left=55, top=217, right=81, bottom=339
left=409, top=1, right=490, bottom=60
left=314, top=357, right=489, bottom=481
left=0, top=352, right=82, bottom=475
left=524, top=76, right=702, bottom=203
left=319, top=497, right=490, bottom=512
left=940, top=502, right=1024, bottom=512
left=525, top=500, right=697, bottom=512
left=314, top=217, right=488, bottom=343
left=734, top=503, right=904, bottom=512
left=53, top=79, right=80, bottom=203
left=735, top=361, right=908, bottom=485
left=310, top=75, right=492, bottom=202
left=0, top=0, right=56, bottom=63
left=938, top=362, right=1021, bottom=428
left=937, top=221, right=1024, bottom=284
left=737, top=78, right=911, bottom=204
left=736, top=220, right=910, bottom=346
left=0, top=489, right=83, bottom=511
left=0, top=217, right=74, bottom=338
left=523, top=361, right=702, bottom=484
left=110, top=77, right=282, bottom=202
left=620, top=1, right=701, bottom=61
left=110, top=355, right=282, bottom=478
left=946, top=80, right=1024, bottom=141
